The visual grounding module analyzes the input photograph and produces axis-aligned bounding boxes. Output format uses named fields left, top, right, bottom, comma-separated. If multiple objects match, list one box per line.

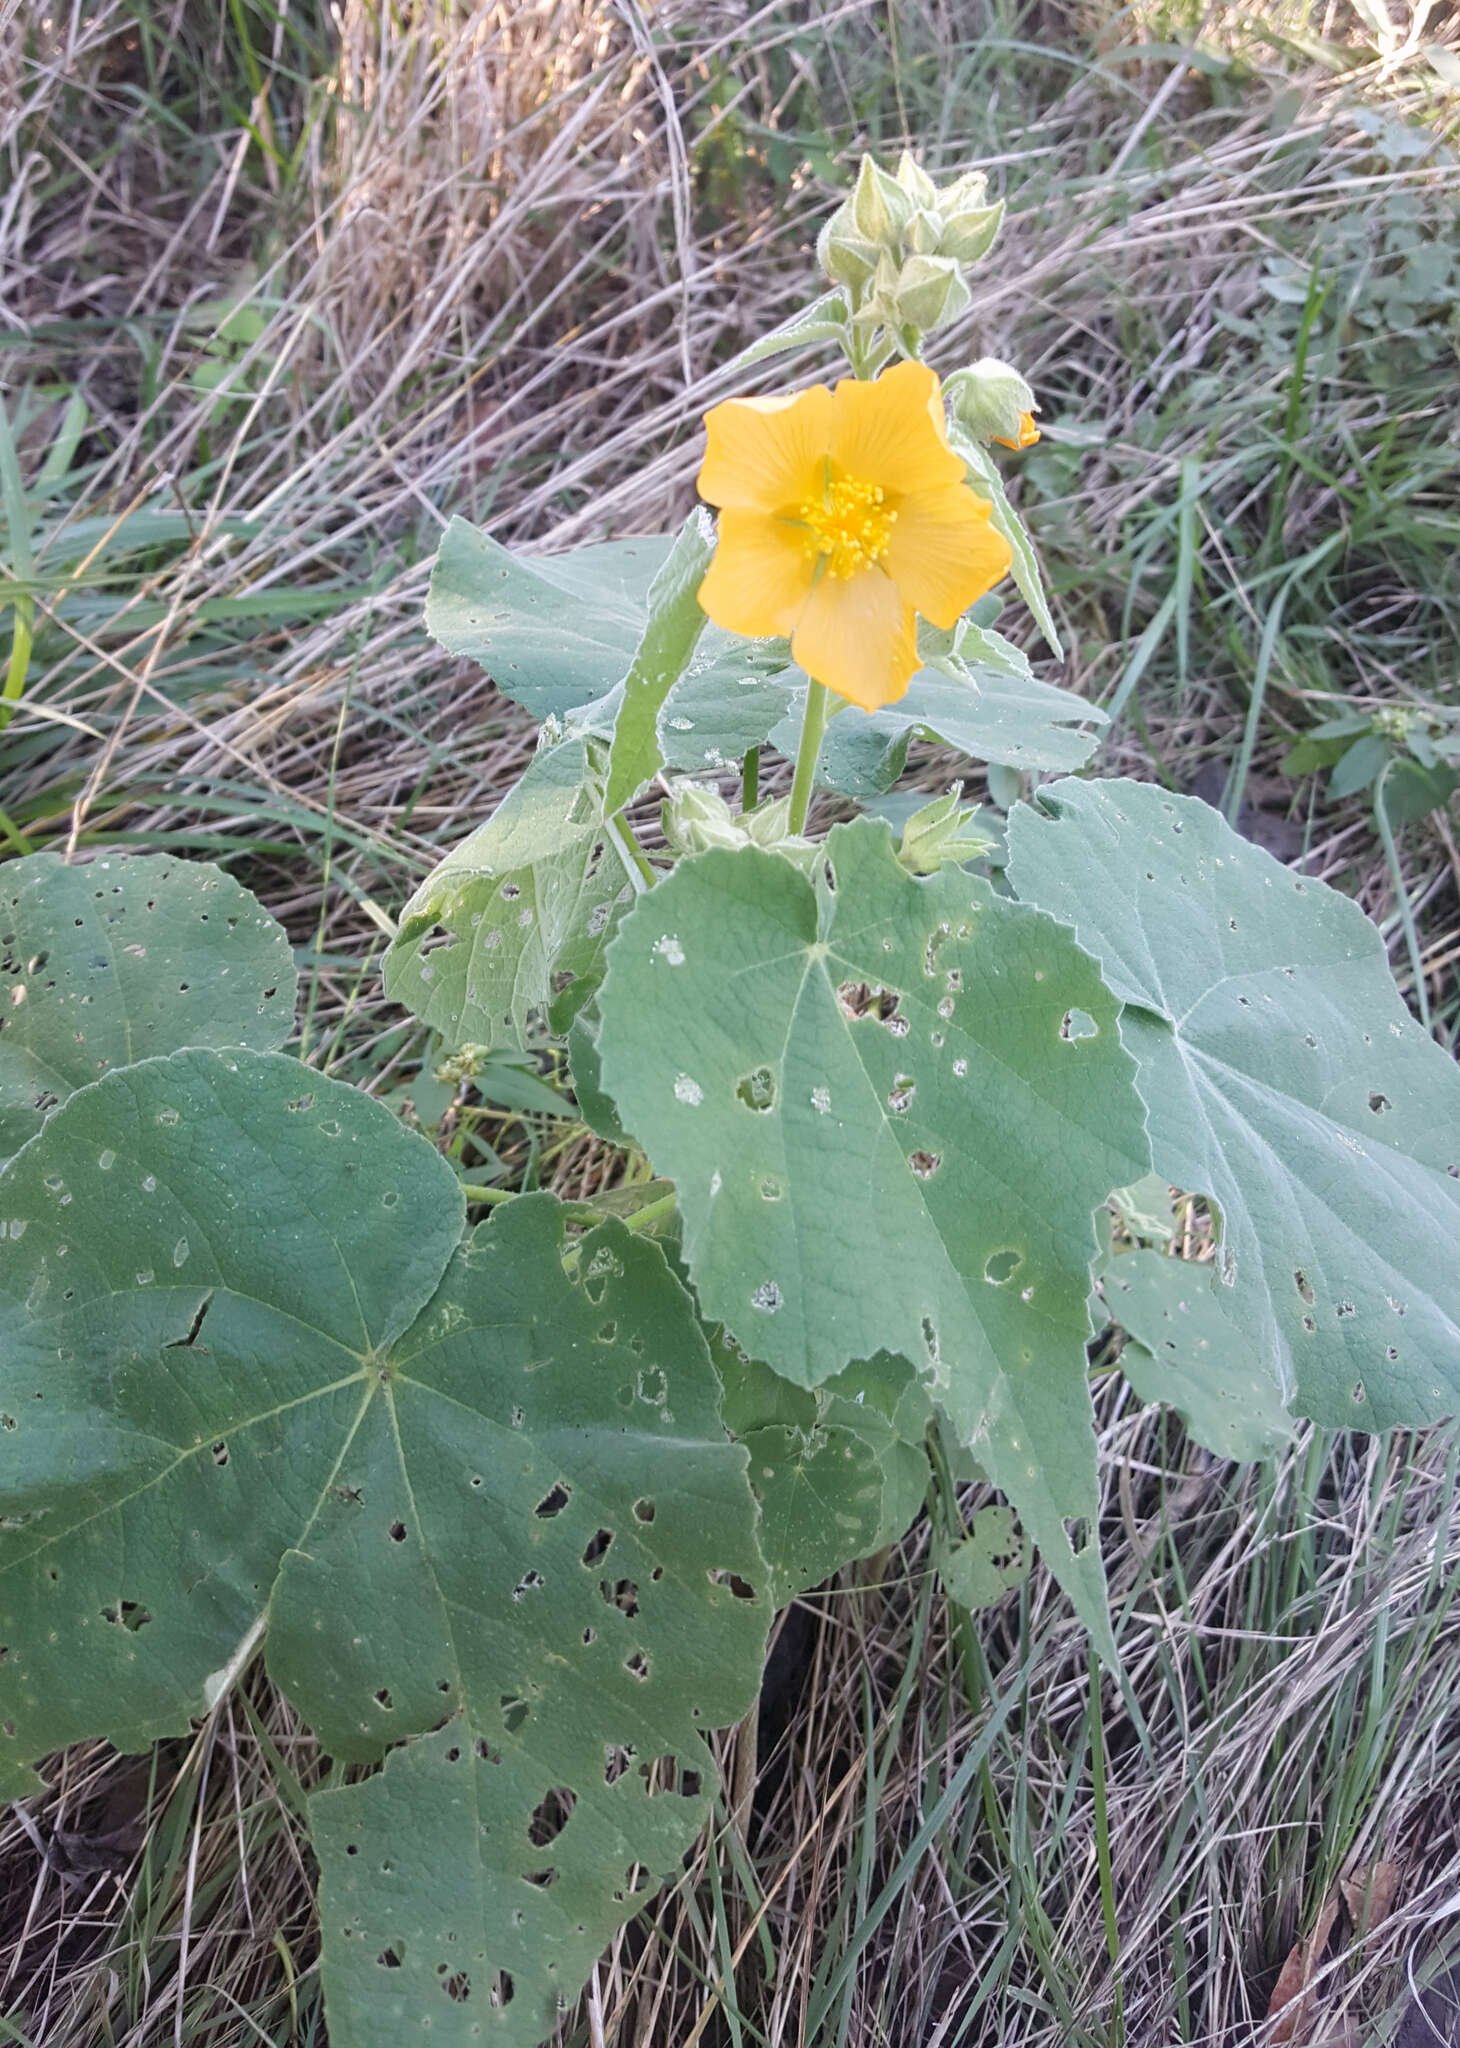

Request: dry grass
left=4, top=0, right=1460, bottom=2042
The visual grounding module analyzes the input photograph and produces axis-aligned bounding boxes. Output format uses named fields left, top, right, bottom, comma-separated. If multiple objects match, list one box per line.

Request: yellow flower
left=695, top=361, right=1012, bottom=712
left=992, top=411, right=1040, bottom=451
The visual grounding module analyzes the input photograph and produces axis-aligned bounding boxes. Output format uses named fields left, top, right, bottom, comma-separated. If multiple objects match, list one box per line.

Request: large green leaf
left=0, top=1050, right=768, bottom=2048
left=384, top=738, right=633, bottom=1049
left=425, top=521, right=673, bottom=720
left=596, top=821, right=1150, bottom=1643
left=1007, top=778, right=1460, bottom=1430
left=0, top=852, right=296, bottom=1162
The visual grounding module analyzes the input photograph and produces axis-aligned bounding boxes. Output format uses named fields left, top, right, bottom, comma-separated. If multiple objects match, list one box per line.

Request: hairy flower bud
left=904, top=206, right=946, bottom=256
left=894, top=150, right=940, bottom=209
left=943, top=358, right=1037, bottom=444
left=937, top=199, right=1004, bottom=264
left=894, top=254, right=968, bottom=333
left=849, top=155, right=914, bottom=246
left=661, top=783, right=743, bottom=857
left=816, top=210, right=881, bottom=288
left=897, top=786, right=995, bottom=875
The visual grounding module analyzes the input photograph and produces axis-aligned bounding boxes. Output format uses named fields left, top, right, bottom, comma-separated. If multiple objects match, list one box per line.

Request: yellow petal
left=828, top=360, right=964, bottom=499
left=698, top=509, right=817, bottom=640
left=883, top=485, right=1013, bottom=629
left=791, top=569, right=918, bottom=711
left=698, top=385, right=835, bottom=514
left=992, top=412, right=1040, bottom=451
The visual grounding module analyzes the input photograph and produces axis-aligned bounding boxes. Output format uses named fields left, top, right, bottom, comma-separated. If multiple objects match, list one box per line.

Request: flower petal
left=698, top=509, right=817, bottom=640
left=828, top=360, right=964, bottom=499
left=791, top=570, right=918, bottom=711
left=883, top=485, right=1013, bottom=629
left=698, top=386, right=835, bottom=513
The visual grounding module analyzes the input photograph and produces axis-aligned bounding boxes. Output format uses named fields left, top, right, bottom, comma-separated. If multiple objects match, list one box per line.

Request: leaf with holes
left=0, top=852, right=296, bottom=1162
left=596, top=820, right=1150, bottom=1646
left=738, top=1424, right=889, bottom=1601
left=936, top=1505, right=1029, bottom=1613
left=1100, top=1250, right=1294, bottom=1460
left=0, top=1049, right=768, bottom=2048
left=384, top=738, right=633, bottom=1050
left=1007, top=778, right=1460, bottom=1430
left=718, top=1348, right=929, bottom=1601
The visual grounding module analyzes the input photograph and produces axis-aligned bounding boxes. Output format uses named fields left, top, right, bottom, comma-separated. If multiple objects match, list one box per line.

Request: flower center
left=798, top=474, right=897, bottom=579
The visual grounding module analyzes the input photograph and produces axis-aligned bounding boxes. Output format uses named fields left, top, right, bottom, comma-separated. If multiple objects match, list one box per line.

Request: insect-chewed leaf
left=0, top=1050, right=768, bottom=2048
left=0, top=1047, right=461, bottom=1795
left=1007, top=778, right=1460, bottom=1430
left=384, top=738, right=633, bottom=1050
left=1101, top=1249, right=1294, bottom=1460
left=306, top=1200, right=768, bottom=2048
left=0, top=852, right=296, bottom=1162
left=596, top=819, right=1150, bottom=1647
left=936, top=1505, right=1029, bottom=1613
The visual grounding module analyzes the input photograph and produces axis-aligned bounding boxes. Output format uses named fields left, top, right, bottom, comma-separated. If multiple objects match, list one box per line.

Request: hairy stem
left=787, top=680, right=831, bottom=836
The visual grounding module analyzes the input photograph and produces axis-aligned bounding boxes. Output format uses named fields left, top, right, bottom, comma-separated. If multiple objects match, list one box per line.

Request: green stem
left=618, top=1190, right=677, bottom=1236
left=459, top=1181, right=513, bottom=1205
left=787, top=679, right=831, bottom=836
left=608, top=811, right=657, bottom=892
left=740, top=745, right=759, bottom=812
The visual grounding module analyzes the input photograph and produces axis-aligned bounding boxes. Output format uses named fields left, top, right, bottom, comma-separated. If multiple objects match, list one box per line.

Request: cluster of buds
left=661, top=784, right=817, bottom=868
left=817, top=152, right=1003, bottom=338
left=896, top=785, right=995, bottom=876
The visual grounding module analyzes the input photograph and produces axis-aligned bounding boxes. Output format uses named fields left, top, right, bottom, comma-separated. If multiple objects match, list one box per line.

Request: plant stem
left=740, top=745, right=759, bottom=812
left=787, top=679, right=831, bottom=836
left=608, top=811, right=657, bottom=892
left=618, top=1189, right=677, bottom=1236
left=459, top=1180, right=513, bottom=1204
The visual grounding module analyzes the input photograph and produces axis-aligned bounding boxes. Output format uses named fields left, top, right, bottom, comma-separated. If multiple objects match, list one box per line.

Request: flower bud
left=661, top=782, right=742, bottom=857
left=898, top=787, right=995, bottom=875
left=943, top=357, right=1037, bottom=444
left=849, top=155, right=914, bottom=246
left=894, top=254, right=968, bottom=333
left=904, top=206, right=946, bottom=256
left=816, top=212, right=881, bottom=288
left=894, top=151, right=940, bottom=209
left=850, top=249, right=903, bottom=328
left=937, top=198, right=1003, bottom=264
left=938, top=168, right=989, bottom=215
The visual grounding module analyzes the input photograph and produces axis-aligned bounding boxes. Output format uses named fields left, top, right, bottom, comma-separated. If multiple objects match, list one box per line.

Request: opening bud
left=943, top=358, right=1037, bottom=444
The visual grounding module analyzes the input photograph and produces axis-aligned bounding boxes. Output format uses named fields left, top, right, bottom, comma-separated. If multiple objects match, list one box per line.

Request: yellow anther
left=798, top=474, right=897, bottom=579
